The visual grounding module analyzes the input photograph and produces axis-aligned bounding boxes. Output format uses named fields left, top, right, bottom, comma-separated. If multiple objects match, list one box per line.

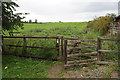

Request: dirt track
left=48, top=64, right=118, bottom=78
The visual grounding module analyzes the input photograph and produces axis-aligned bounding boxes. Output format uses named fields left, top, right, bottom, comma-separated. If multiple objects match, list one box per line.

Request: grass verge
left=2, top=55, right=52, bottom=78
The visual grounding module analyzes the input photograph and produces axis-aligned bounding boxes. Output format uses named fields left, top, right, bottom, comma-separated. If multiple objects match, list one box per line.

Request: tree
left=35, top=19, right=37, bottom=23
left=2, top=2, right=25, bottom=36
left=29, top=19, right=32, bottom=23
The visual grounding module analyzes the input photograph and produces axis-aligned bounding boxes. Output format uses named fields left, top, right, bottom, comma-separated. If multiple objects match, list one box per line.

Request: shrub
left=87, top=13, right=116, bottom=35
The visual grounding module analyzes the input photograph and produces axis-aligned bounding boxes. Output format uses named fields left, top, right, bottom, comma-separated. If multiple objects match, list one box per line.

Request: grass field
left=2, top=55, right=53, bottom=78
left=4, top=22, right=90, bottom=37
left=2, top=22, right=119, bottom=78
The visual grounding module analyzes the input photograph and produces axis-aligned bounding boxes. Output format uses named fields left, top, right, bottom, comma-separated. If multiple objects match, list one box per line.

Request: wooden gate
left=64, top=39, right=98, bottom=68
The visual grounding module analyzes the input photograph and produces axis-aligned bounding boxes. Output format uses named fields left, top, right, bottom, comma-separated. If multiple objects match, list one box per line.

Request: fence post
left=23, top=35, right=27, bottom=54
left=97, top=37, right=101, bottom=62
left=78, top=37, right=81, bottom=60
left=71, top=35, right=74, bottom=47
left=64, top=40, right=67, bottom=64
left=61, top=36, right=64, bottom=56
left=56, top=37, right=60, bottom=57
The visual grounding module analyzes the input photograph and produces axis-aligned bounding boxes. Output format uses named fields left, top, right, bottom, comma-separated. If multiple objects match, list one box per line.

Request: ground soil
left=48, top=64, right=119, bottom=78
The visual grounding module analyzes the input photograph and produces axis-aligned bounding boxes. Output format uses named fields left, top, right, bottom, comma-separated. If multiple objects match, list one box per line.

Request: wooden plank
left=3, top=54, right=58, bottom=61
left=98, top=50, right=120, bottom=53
left=67, top=52, right=97, bottom=57
left=78, top=37, right=81, bottom=60
left=5, top=45, right=57, bottom=49
left=80, top=43, right=97, bottom=47
left=61, top=36, right=64, bottom=56
left=67, top=46, right=96, bottom=51
left=67, top=58, right=97, bottom=64
left=64, top=62, right=96, bottom=68
left=64, top=40, right=67, bottom=64
left=100, top=38, right=120, bottom=41
left=67, top=47, right=81, bottom=51
left=68, top=39, right=97, bottom=43
left=3, top=36, right=58, bottom=39
left=74, top=40, right=97, bottom=43
left=56, top=37, right=60, bottom=56
left=80, top=48, right=96, bottom=52
left=83, top=46, right=97, bottom=49
left=67, top=55, right=97, bottom=60
left=97, top=61, right=118, bottom=65
left=23, top=35, right=27, bottom=54
left=68, top=43, right=78, bottom=54
left=97, top=37, right=101, bottom=61
left=63, top=37, right=78, bottom=40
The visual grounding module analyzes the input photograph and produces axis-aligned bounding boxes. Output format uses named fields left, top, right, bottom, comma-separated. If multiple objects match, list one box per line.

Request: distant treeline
left=22, top=20, right=62, bottom=24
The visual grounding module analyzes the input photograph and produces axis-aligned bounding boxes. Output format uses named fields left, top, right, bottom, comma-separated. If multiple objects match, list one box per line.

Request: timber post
left=97, top=37, right=101, bottom=62
left=64, top=40, right=67, bottom=64
left=61, top=36, right=64, bottom=56
left=23, top=35, right=27, bottom=54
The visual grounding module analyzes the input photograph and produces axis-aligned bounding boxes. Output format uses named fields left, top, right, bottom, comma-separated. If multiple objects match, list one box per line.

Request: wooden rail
left=2, top=35, right=120, bottom=65
left=3, top=36, right=58, bottom=39
left=6, top=45, right=57, bottom=49
left=2, top=36, right=61, bottom=58
left=64, top=37, right=120, bottom=68
left=98, top=50, right=120, bottom=53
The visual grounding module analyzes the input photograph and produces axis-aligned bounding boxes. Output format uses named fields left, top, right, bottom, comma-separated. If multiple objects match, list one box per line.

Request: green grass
left=2, top=22, right=119, bottom=78
left=2, top=55, right=52, bottom=78
left=4, top=22, right=87, bottom=37
left=3, top=22, right=90, bottom=59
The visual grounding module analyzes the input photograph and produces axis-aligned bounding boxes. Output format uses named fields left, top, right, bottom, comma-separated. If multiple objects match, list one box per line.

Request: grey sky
left=14, top=0, right=119, bottom=22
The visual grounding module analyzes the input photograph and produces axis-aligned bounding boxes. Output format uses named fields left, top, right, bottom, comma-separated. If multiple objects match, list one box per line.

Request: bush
left=87, top=13, right=116, bottom=35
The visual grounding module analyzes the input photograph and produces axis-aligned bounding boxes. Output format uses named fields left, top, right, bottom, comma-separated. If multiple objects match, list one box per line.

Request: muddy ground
left=48, top=64, right=119, bottom=78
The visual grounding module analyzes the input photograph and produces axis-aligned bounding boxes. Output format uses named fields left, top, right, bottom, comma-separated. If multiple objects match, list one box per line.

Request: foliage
left=29, top=19, right=32, bottom=23
left=2, top=2, right=25, bottom=36
left=87, top=13, right=116, bottom=35
left=35, top=19, right=37, bottom=23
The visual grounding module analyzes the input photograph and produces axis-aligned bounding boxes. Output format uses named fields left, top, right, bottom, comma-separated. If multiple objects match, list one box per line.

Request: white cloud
left=14, top=0, right=118, bottom=22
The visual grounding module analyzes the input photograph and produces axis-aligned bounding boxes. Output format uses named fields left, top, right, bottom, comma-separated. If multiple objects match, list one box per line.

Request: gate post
left=97, top=37, right=101, bottom=62
left=78, top=37, right=81, bottom=60
left=61, top=36, right=64, bottom=56
left=23, top=35, right=27, bottom=54
left=56, top=37, right=60, bottom=57
left=64, top=40, right=67, bottom=64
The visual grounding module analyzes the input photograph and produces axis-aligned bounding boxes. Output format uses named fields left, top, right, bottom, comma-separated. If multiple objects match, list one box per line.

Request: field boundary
left=2, top=36, right=120, bottom=65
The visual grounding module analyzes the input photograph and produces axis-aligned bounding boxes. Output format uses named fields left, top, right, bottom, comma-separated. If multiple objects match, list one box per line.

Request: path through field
left=48, top=63, right=118, bottom=78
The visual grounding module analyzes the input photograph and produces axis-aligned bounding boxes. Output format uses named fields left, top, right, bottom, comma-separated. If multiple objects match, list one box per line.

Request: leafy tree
left=35, top=19, right=37, bottom=23
left=2, top=2, right=25, bottom=36
left=29, top=19, right=32, bottom=23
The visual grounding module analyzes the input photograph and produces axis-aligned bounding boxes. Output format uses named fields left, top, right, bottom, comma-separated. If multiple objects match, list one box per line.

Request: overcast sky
left=14, top=0, right=119, bottom=22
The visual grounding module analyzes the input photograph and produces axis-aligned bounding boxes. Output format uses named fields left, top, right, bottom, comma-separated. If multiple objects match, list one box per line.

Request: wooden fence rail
left=2, top=35, right=120, bottom=64
left=2, top=36, right=61, bottom=58
left=63, top=37, right=120, bottom=67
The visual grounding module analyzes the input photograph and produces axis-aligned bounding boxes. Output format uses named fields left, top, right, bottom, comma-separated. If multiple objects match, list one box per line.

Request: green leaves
left=2, top=2, right=24, bottom=36
left=87, top=13, right=116, bottom=35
